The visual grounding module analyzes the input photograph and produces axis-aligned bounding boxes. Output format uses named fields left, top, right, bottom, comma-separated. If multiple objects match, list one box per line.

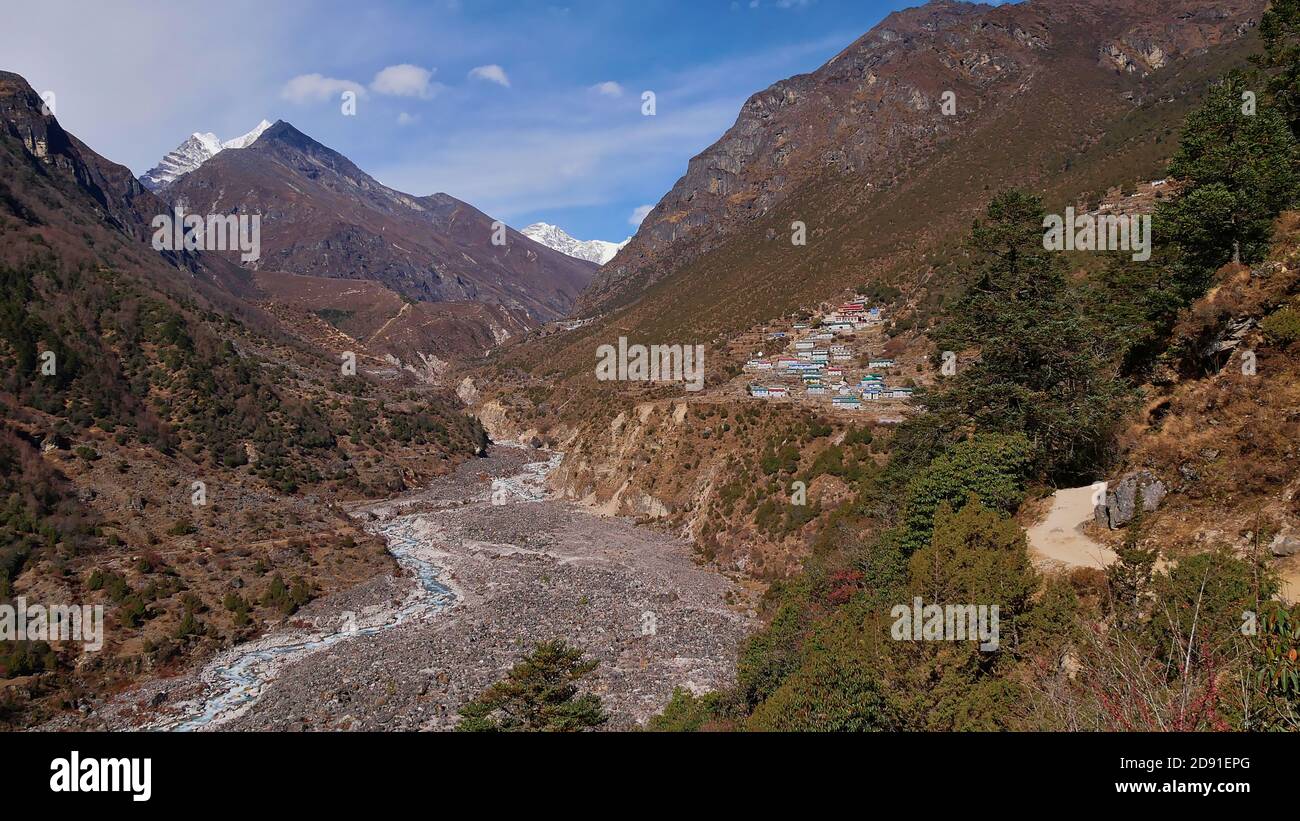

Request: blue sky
left=3, top=0, right=917, bottom=242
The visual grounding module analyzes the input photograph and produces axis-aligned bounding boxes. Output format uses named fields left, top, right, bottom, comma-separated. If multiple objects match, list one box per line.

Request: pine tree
left=1255, top=0, right=1300, bottom=137
left=1157, top=74, right=1298, bottom=277
left=924, top=191, right=1131, bottom=481
left=1106, top=491, right=1156, bottom=621
left=455, top=640, right=608, bottom=732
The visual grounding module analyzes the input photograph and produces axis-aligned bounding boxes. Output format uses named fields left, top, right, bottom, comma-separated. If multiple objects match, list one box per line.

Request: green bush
left=1261, top=305, right=1300, bottom=347
left=899, top=433, right=1032, bottom=553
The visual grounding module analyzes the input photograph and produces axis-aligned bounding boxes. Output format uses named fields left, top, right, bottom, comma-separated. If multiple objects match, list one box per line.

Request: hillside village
left=734, top=295, right=926, bottom=416
left=716, top=178, right=1176, bottom=417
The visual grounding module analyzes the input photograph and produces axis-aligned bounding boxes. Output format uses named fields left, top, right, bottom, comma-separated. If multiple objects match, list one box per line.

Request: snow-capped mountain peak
left=221, top=119, right=273, bottom=150
left=192, top=131, right=223, bottom=155
left=521, top=222, right=628, bottom=265
left=140, top=120, right=272, bottom=191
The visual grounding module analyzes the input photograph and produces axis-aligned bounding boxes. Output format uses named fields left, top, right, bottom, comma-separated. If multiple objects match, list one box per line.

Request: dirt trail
left=1027, top=485, right=1117, bottom=570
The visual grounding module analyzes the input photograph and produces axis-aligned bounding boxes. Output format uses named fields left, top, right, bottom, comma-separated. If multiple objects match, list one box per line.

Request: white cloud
left=368, top=32, right=853, bottom=219
left=371, top=96, right=738, bottom=219
left=468, top=64, right=511, bottom=88
left=371, top=64, right=439, bottom=98
left=397, top=112, right=418, bottom=125
left=629, top=204, right=654, bottom=226
left=591, top=81, right=624, bottom=98
left=281, top=73, right=367, bottom=103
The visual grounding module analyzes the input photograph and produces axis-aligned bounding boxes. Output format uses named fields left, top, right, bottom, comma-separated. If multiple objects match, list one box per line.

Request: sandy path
left=1027, top=485, right=1117, bottom=570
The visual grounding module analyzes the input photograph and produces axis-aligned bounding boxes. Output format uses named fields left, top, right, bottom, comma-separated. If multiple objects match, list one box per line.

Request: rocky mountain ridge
left=164, top=121, right=598, bottom=322
left=139, top=119, right=273, bottom=191
left=577, top=0, right=1266, bottom=320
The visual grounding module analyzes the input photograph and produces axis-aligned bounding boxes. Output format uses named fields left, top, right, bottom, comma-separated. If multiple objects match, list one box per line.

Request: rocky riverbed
left=76, top=446, right=756, bottom=731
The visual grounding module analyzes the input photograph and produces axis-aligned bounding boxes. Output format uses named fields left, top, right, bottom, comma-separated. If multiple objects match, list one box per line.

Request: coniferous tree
left=925, top=191, right=1130, bottom=481
left=1157, top=74, right=1299, bottom=278
left=456, top=640, right=608, bottom=732
left=1255, top=0, right=1300, bottom=137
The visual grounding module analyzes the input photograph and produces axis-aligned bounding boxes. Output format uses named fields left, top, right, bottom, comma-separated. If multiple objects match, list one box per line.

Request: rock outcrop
left=1271, top=530, right=1300, bottom=557
left=575, top=0, right=1266, bottom=319
left=1094, top=470, right=1167, bottom=529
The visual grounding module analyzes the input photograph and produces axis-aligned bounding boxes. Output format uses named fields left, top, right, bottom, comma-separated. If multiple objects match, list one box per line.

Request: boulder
left=1094, top=470, right=1166, bottom=529
left=1271, top=532, right=1300, bottom=557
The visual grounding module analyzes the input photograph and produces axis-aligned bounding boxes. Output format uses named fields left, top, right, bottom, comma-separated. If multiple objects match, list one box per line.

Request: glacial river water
left=157, top=449, right=558, bottom=731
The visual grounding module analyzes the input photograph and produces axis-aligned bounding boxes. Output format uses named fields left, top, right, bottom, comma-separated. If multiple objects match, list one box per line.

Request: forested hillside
left=0, top=72, right=487, bottom=726
left=644, top=2, right=1300, bottom=731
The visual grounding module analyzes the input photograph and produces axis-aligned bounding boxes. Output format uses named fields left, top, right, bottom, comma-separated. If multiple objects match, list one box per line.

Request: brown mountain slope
left=254, top=270, right=534, bottom=378
left=1095, top=215, right=1300, bottom=601
left=0, top=71, right=488, bottom=726
left=574, top=0, right=1264, bottom=336
left=164, top=121, right=597, bottom=321
left=0, top=71, right=257, bottom=301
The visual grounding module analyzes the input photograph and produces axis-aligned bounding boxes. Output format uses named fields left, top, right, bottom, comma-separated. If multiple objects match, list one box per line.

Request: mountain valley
left=3, top=0, right=1300, bottom=739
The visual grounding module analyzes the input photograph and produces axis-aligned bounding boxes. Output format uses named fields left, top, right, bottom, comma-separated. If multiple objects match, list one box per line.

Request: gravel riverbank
left=76, top=446, right=756, bottom=731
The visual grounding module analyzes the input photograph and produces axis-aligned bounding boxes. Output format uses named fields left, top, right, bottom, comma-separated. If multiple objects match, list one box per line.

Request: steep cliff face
left=541, top=397, right=802, bottom=577
left=576, top=0, right=1264, bottom=321
left=0, top=71, right=257, bottom=298
left=470, top=384, right=875, bottom=579
left=0, top=71, right=157, bottom=239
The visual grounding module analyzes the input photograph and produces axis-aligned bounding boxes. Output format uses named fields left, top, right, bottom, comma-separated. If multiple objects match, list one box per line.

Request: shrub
left=1261, top=304, right=1300, bottom=347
